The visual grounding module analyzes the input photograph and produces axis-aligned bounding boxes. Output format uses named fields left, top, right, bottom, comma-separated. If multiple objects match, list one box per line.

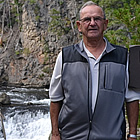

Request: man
left=49, top=1, right=140, bottom=140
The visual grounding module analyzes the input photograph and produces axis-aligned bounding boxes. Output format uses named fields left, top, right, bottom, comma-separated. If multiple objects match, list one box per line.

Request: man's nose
left=90, top=18, right=96, bottom=25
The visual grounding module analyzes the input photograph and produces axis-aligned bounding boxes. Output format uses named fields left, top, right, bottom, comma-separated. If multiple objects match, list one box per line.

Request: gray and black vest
left=59, top=41, right=128, bottom=140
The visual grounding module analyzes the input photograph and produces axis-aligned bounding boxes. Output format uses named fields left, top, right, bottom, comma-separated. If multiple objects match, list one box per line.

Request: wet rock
left=0, top=93, right=11, bottom=105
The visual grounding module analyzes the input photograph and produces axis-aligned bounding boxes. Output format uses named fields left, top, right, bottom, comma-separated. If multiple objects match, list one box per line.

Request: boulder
left=0, top=92, right=11, bottom=105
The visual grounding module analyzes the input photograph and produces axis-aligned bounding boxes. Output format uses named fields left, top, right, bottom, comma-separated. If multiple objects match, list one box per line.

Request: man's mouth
left=88, top=28, right=98, bottom=30
left=88, top=28, right=98, bottom=32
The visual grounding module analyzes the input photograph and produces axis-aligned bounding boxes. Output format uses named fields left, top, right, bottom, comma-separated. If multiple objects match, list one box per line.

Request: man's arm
left=50, top=101, right=63, bottom=139
left=126, top=100, right=139, bottom=139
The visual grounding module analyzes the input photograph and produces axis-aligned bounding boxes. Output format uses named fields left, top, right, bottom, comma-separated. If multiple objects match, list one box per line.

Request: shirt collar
left=82, top=38, right=107, bottom=60
left=78, top=38, right=116, bottom=57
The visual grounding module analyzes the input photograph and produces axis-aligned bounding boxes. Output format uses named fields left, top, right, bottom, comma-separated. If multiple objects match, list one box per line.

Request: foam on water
left=0, top=87, right=51, bottom=140
left=3, top=111, right=51, bottom=140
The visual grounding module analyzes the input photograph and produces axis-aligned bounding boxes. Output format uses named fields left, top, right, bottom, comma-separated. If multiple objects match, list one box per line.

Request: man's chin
left=87, top=34, right=100, bottom=39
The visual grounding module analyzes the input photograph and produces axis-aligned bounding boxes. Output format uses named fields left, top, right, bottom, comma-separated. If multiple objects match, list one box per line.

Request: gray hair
left=79, top=1, right=106, bottom=19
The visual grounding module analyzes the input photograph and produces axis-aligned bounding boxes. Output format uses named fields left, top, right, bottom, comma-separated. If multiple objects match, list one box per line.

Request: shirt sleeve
left=125, top=54, right=140, bottom=102
left=49, top=51, right=64, bottom=102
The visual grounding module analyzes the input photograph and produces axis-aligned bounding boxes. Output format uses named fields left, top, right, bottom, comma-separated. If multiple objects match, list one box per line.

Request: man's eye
left=94, top=17, right=101, bottom=21
left=84, top=18, right=91, bottom=22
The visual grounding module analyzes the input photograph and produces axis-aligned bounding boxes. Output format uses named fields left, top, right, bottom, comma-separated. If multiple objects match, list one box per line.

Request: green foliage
left=0, top=0, right=4, bottom=4
left=48, top=9, right=71, bottom=37
left=14, top=0, right=19, bottom=5
left=8, top=1, right=23, bottom=27
left=43, top=43, right=50, bottom=62
left=109, top=1, right=140, bottom=47
left=39, top=73, right=45, bottom=79
left=100, top=0, right=140, bottom=47
left=59, top=1, right=64, bottom=5
left=15, top=50, right=23, bottom=55
left=35, top=15, right=40, bottom=21
left=23, top=48, right=30, bottom=56
left=43, top=67, right=50, bottom=74
left=34, top=5, right=40, bottom=15
left=15, top=47, right=30, bottom=56
left=29, top=0, right=36, bottom=4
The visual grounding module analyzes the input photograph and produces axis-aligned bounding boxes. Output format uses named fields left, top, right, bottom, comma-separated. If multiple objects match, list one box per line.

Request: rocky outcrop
left=0, top=0, right=83, bottom=87
left=0, top=93, right=11, bottom=105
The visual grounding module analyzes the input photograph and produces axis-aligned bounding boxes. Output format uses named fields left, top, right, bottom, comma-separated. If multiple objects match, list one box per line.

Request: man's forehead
left=80, top=5, right=103, bottom=17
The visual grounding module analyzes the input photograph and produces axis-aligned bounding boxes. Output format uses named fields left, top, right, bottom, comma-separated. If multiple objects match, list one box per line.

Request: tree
left=105, top=0, right=140, bottom=48
left=0, top=0, right=5, bottom=46
left=84, top=0, right=140, bottom=47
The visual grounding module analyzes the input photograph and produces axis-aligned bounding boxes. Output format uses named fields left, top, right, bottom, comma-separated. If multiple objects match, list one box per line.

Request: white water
left=0, top=87, right=51, bottom=140
left=4, top=112, right=51, bottom=140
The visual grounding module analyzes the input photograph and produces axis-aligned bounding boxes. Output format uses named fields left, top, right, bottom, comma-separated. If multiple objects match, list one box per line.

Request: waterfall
left=0, top=87, right=51, bottom=140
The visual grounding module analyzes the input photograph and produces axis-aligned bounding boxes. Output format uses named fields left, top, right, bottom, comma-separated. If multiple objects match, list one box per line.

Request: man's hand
left=127, top=138, right=137, bottom=140
left=51, top=135, right=61, bottom=140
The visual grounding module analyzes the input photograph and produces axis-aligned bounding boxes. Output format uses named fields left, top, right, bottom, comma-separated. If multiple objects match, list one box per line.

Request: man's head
left=76, top=1, right=108, bottom=41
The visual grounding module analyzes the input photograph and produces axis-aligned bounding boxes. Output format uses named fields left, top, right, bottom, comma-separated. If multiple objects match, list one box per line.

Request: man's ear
left=103, top=19, right=108, bottom=31
left=76, top=21, right=82, bottom=33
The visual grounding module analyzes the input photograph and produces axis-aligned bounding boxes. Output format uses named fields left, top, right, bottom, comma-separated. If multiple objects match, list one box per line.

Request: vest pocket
left=104, top=63, right=126, bottom=93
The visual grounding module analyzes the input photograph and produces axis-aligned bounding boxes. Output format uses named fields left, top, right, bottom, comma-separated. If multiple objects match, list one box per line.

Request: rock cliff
left=0, top=0, right=83, bottom=87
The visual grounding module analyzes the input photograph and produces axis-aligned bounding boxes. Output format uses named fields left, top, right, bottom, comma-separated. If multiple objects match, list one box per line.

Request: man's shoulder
left=62, top=43, right=80, bottom=55
left=62, top=43, right=78, bottom=51
left=111, top=43, right=127, bottom=49
left=111, top=44, right=128, bottom=52
left=62, top=43, right=87, bottom=63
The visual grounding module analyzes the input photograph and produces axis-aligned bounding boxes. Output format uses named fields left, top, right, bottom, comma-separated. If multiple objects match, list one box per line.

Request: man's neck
left=83, top=37, right=106, bottom=59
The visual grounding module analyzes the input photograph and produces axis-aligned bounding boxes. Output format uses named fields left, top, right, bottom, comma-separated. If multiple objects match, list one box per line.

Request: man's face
left=77, top=5, right=108, bottom=40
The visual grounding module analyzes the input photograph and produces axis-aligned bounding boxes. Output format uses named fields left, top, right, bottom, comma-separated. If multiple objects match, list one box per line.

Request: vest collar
left=77, top=38, right=116, bottom=54
left=105, top=38, right=116, bottom=53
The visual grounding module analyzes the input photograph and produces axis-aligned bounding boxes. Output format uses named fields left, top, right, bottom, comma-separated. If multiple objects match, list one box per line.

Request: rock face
left=0, top=0, right=83, bottom=87
left=0, top=93, right=11, bottom=105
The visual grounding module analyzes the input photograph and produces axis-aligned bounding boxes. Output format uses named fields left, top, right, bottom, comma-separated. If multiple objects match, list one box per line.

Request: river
left=0, top=86, right=51, bottom=140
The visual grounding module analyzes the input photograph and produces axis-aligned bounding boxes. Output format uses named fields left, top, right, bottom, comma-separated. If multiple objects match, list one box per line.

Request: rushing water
left=0, top=86, right=51, bottom=140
